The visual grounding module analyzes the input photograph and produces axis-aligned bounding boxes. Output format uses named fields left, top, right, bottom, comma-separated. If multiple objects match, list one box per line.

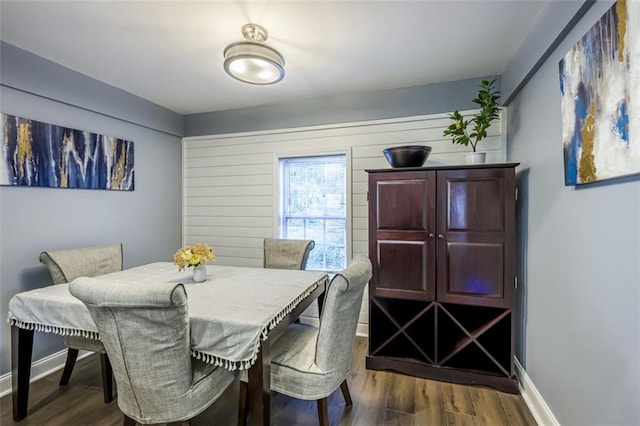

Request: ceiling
left=0, top=1, right=546, bottom=116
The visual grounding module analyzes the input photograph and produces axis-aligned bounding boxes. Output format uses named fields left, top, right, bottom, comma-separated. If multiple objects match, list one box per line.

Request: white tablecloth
left=8, top=262, right=327, bottom=370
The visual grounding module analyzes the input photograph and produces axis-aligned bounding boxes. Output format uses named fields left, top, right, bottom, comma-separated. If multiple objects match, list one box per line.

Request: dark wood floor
left=1, top=337, right=537, bottom=425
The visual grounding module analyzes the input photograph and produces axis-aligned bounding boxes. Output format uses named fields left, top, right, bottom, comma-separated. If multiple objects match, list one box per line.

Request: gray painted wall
left=501, top=0, right=595, bottom=105
left=184, top=76, right=499, bottom=136
left=1, top=42, right=184, bottom=137
left=0, top=65, right=183, bottom=375
left=507, top=1, right=639, bottom=424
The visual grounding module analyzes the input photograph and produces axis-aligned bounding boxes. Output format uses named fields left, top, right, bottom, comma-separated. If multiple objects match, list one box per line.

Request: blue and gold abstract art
left=1, top=114, right=134, bottom=191
left=559, top=0, right=639, bottom=186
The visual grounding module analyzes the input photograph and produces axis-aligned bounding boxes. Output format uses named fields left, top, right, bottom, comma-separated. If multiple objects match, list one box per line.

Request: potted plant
left=443, top=79, right=501, bottom=164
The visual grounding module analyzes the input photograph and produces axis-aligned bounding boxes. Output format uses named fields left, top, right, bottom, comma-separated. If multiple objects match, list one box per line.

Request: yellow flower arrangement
left=174, top=243, right=216, bottom=271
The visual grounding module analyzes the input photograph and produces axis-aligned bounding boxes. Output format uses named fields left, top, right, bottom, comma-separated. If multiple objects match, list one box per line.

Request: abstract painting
left=559, top=0, right=639, bottom=186
left=1, top=114, right=134, bottom=190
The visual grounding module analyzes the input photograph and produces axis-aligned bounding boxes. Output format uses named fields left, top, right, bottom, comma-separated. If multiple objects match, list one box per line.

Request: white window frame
left=273, top=148, right=352, bottom=271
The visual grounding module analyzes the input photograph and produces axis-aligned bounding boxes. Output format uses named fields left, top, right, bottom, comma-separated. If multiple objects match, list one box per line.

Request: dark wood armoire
left=366, top=163, right=519, bottom=393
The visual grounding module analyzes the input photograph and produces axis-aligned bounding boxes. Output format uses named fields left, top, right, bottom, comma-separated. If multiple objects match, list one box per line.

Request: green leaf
left=443, top=78, right=501, bottom=149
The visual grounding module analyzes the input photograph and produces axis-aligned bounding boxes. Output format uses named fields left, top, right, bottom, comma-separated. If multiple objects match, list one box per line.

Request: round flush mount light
left=223, top=23, right=285, bottom=85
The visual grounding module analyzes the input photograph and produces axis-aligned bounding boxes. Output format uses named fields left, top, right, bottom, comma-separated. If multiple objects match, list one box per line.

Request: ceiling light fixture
left=223, top=23, right=285, bottom=85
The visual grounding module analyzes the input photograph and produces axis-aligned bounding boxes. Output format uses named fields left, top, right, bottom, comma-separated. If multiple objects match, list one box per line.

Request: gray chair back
left=70, top=279, right=230, bottom=423
left=314, top=254, right=372, bottom=375
left=40, top=244, right=123, bottom=284
left=40, top=244, right=124, bottom=352
left=263, top=238, right=315, bottom=270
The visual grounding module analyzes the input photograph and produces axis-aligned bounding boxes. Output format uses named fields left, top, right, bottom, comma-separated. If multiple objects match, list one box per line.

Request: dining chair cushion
left=70, top=279, right=237, bottom=424
left=263, top=238, right=315, bottom=270
left=270, top=323, right=328, bottom=399
left=63, top=335, right=105, bottom=353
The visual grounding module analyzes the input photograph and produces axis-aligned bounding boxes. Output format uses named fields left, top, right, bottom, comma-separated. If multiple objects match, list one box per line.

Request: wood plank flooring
left=1, top=337, right=537, bottom=425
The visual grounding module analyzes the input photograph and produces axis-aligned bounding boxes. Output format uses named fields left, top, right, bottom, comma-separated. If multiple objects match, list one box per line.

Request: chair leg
left=100, top=353, right=115, bottom=403
left=317, top=397, right=330, bottom=426
left=59, top=348, right=79, bottom=386
left=238, top=381, right=248, bottom=426
left=340, top=380, right=353, bottom=406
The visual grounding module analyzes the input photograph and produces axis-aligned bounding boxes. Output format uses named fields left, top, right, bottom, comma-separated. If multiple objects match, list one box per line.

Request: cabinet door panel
left=369, top=171, right=436, bottom=301
left=376, top=179, right=428, bottom=230
left=437, top=168, right=515, bottom=308
left=374, top=240, right=434, bottom=300
left=443, top=242, right=504, bottom=302
left=447, top=178, right=504, bottom=231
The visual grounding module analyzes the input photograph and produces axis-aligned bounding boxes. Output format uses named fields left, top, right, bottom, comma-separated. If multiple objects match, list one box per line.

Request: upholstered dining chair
left=39, top=243, right=123, bottom=403
left=263, top=238, right=315, bottom=270
left=70, top=279, right=238, bottom=425
left=239, top=254, right=372, bottom=426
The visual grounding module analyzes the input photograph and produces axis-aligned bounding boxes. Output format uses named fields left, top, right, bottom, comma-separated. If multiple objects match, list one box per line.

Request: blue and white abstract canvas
left=559, top=0, right=639, bottom=185
left=1, top=114, right=134, bottom=191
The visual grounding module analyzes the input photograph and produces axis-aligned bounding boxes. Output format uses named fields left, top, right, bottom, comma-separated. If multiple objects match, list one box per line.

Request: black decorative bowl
left=383, top=146, right=432, bottom=168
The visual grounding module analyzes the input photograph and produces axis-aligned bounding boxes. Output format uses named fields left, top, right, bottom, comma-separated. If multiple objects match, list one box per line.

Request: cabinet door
left=436, top=168, right=515, bottom=308
left=369, top=171, right=436, bottom=300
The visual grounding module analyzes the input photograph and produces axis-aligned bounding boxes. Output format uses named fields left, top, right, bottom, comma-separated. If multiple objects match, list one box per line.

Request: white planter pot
left=465, top=152, right=486, bottom=165
left=192, top=264, right=208, bottom=283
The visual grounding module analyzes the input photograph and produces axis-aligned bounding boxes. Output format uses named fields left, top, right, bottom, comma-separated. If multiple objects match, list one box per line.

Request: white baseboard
left=355, top=323, right=368, bottom=337
left=0, top=350, right=91, bottom=398
left=515, top=357, right=559, bottom=426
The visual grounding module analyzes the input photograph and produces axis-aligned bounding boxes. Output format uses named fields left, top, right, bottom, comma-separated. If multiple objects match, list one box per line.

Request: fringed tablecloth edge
left=7, top=316, right=101, bottom=340
left=191, top=275, right=328, bottom=371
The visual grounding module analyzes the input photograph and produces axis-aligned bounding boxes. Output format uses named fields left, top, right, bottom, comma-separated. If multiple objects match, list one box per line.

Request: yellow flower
left=174, top=243, right=215, bottom=271
left=456, top=121, right=462, bottom=130
left=191, top=243, right=215, bottom=262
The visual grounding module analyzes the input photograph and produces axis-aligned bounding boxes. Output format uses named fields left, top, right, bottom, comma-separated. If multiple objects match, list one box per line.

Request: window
left=279, top=154, right=347, bottom=272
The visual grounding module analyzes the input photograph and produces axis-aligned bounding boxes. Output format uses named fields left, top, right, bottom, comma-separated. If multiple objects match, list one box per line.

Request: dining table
left=7, top=262, right=328, bottom=425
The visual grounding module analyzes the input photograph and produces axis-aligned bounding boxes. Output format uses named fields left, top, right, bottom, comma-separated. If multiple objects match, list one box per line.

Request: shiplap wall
left=182, top=111, right=506, bottom=333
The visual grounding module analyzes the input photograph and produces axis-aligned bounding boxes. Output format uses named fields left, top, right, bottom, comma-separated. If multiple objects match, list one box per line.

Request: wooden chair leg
left=317, top=397, right=329, bottom=426
left=237, top=381, right=248, bottom=426
left=340, top=380, right=353, bottom=406
left=100, top=353, right=115, bottom=403
left=59, top=348, right=79, bottom=386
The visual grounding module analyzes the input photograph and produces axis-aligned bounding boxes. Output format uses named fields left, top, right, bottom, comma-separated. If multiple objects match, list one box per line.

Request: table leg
left=11, top=325, right=34, bottom=421
left=247, top=340, right=271, bottom=426
left=317, top=292, right=325, bottom=317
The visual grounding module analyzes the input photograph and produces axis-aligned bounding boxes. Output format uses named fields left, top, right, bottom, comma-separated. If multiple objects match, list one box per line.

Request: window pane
left=284, top=156, right=346, bottom=217
left=285, top=218, right=305, bottom=239
left=280, top=154, right=347, bottom=272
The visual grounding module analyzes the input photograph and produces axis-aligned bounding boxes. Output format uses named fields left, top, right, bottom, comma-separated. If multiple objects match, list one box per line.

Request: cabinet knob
left=438, top=234, right=444, bottom=239
left=428, top=233, right=435, bottom=238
